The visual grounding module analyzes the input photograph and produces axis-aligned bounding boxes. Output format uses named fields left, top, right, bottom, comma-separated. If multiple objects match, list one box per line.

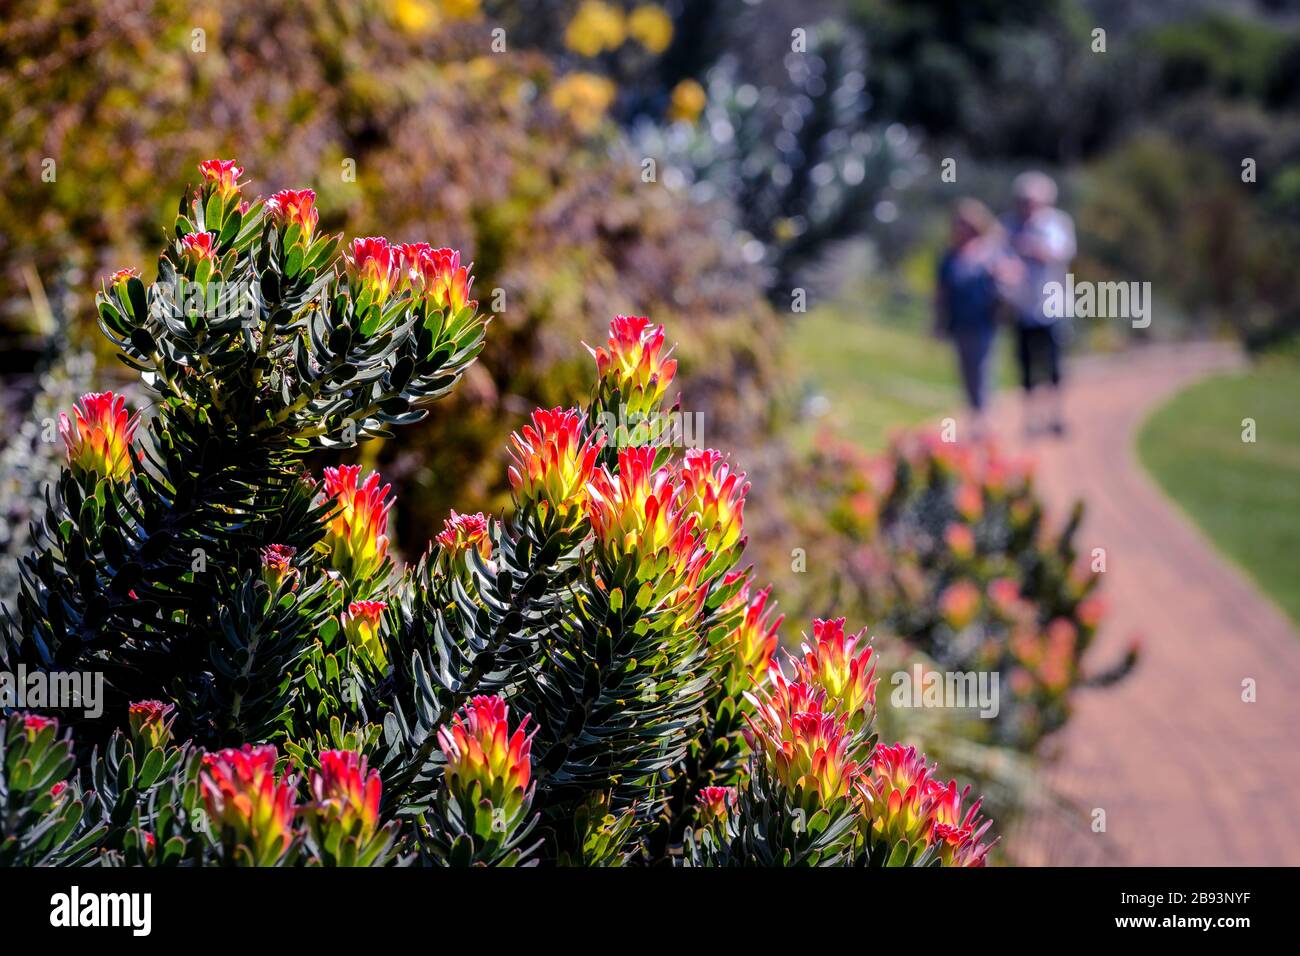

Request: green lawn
left=1138, top=360, right=1300, bottom=628
left=787, top=285, right=1014, bottom=451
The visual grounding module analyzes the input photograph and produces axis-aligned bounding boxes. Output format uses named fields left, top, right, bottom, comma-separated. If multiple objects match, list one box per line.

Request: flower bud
left=679, top=448, right=747, bottom=553
left=128, top=699, right=175, bottom=750
left=260, top=544, right=300, bottom=592
left=695, top=786, right=735, bottom=826
left=341, top=600, right=389, bottom=674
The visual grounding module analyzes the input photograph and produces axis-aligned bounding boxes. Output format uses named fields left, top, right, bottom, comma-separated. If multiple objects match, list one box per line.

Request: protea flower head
left=437, top=696, right=535, bottom=823
left=928, top=778, right=996, bottom=867
left=127, top=700, right=175, bottom=750
left=308, top=750, right=382, bottom=843
left=197, top=158, right=245, bottom=200
left=856, top=743, right=940, bottom=849
left=679, top=448, right=748, bottom=553
left=436, top=510, right=492, bottom=561
left=695, top=786, right=736, bottom=826
left=723, top=584, right=782, bottom=694
left=508, top=407, right=604, bottom=516
left=259, top=544, right=299, bottom=592
left=266, top=188, right=318, bottom=243
left=321, top=465, right=393, bottom=584
left=199, top=744, right=296, bottom=864
left=585, top=446, right=705, bottom=585
left=792, top=618, right=878, bottom=729
left=587, top=315, right=677, bottom=415
left=341, top=600, right=389, bottom=674
left=397, top=244, right=476, bottom=314
left=345, top=236, right=397, bottom=305
left=753, top=704, right=861, bottom=810
left=180, top=231, right=217, bottom=267
left=59, top=391, right=139, bottom=481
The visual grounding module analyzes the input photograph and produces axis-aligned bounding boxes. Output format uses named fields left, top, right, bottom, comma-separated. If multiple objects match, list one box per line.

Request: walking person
left=1003, top=171, right=1076, bottom=437
left=933, top=198, right=1021, bottom=440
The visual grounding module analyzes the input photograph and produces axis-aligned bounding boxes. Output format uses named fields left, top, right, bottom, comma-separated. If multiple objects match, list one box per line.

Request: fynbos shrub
left=0, top=163, right=994, bottom=867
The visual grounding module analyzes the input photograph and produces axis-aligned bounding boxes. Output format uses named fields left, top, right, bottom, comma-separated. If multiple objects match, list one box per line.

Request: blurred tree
left=634, top=21, right=920, bottom=298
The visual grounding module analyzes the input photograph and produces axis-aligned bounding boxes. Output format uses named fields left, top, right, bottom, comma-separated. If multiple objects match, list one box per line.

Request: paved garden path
left=983, top=343, right=1300, bottom=866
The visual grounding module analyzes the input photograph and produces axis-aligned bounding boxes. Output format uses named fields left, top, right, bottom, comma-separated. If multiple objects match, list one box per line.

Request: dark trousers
left=953, top=329, right=996, bottom=411
left=1016, top=324, right=1062, bottom=391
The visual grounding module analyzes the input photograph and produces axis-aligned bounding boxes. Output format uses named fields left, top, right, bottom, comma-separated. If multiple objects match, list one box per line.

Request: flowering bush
left=0, top=164, right=995, bottom=867
left=807, top=430, right=1138, bottom=749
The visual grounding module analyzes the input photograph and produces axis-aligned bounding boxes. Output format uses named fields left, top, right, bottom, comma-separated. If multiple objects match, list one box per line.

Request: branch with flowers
left=0, top=161, right=995, bottom=867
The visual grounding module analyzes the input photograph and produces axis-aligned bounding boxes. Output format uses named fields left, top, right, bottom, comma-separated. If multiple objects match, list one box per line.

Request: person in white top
left=1001, top=171, right=1076, bottom=437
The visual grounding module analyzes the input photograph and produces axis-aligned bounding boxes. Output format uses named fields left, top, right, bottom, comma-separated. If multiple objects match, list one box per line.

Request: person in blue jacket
left=934, top=199, right=1022, bottom=440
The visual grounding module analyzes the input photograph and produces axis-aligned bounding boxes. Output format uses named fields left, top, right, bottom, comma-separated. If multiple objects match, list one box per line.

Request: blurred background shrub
left=0, top=0, right=789, bottom=564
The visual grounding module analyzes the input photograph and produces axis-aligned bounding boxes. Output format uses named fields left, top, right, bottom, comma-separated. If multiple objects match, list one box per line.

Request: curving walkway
left=985, top=343, right=1300, bottom=866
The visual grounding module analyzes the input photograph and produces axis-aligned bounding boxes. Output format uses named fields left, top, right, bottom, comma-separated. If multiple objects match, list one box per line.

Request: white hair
left=1013, top=171, right=1058, bottom=205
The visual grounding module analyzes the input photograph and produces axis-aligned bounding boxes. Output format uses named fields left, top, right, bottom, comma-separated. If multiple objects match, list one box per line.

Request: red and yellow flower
left=197, top=159, right=245, bottom=200
left=128, top=700, right=175, bottom=750
left=587, top=315, right=677, bottom=415
left=397, top=243, right=475, bottom=313
left=752, top=703, right=861, bottom=810
left=793, top=618, right=877, bottom=728
left=180, top=231, right=217, bottom=267
left=308, top=750, right=382, bottom=843
left=856, top=743, right=938, bottom=848
left=266, top=189, right=319, bottom=243
left=722, top=584, right=782, bottom=694
left=199, top=744, right=296, bottom=864
left=321, top=465, right=393, bottom=584
left=585, top=446, right=705, bottom=586
left=695, top=786, right=736, bottom=826
left=345, top=236, right=398, bottom=305
left=508, top=407, right=604, bottom=515
left=928, top=778, right=995, bottom=867
left=679, top=448, right=748, bottom=553
left=944, top=523, right=975, bottom=559
left=341, top=600, right=389, bottom=674
left=59, top=391, right=139, bottom=481
left=436, top=510, right=492, bottom=561
left=438, top=696, right=535, bottom=823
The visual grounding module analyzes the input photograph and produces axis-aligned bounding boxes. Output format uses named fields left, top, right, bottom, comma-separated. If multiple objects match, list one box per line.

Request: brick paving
left=985, top=343, right=1300, bottom=866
